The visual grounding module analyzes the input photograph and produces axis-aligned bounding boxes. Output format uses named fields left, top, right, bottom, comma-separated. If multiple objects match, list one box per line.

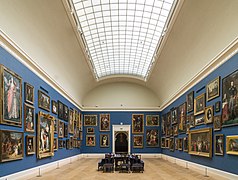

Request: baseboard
left=82, top=153, right=161, bottom=159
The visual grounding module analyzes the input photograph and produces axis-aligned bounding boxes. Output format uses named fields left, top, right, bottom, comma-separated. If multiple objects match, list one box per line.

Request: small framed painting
left=183, top=137, right=188, bottom=152
left=64, top=123, right=68, bottom=138
left=226, top=135, right=238, bottom=155
left=58, top=100, right=64, bottom=120
left=146, top=115, right=159, bottom=126
left=205, top=106, right=213, bottom=124
left=63, top=104, right=69, bottom=121
left=52, top=100, right=58, bottom=115
left=53, top=137, right=58, bottom=151
left=84, top=115, right=97, bottom=126
left=214, top=134, right=224, bottom=156
left=169, top=137, right=174, bottom=151
left=206, top=76, right=220, bottom=101
left=24, top=82, right=34, bottom=104
left=195, top=116, right=205, bottom=126
left=26, top=135, right=35, bottom=156
left=171, top=107, right=178, bottom=124
left=133, top=135, right=143, bottom=148
left=86, top=135, right=96, bottom=146
left=214, top=115, right=222, bottom=131
left=188, top=114, right=195, bottom=128
left=161, top=137, right=166, bottom=148
left=24, top=103, right=35, bottom=133
left=215, top=101, right=221, bottom=112
left=87, top=127, right=94, bottom=134
left=187, top=91, right=194, bottom=113
left=100, top=134, right=109, bottom=148
left=38, top=90, right=50, bottom=112
left=194, top=93, right=205, bottom=116
left=178, top=138, right=183, bottom=151
left=58, top=120, right=64, bottom=138
left=53, top=118, right=58, bottom=134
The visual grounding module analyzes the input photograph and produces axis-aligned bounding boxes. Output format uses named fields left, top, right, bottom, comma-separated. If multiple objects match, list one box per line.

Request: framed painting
left=58, top=120, right=64, bottom=138
left=132, top=114, right=144, bottom=134
left=37, top=111, right=54, bottom=159
left=53, top=137, right=58, bottom=151
left=189, top=128, right=212, bottom=158
left=214, top=134, right=224, bottom=156
left=171, top=107, right=178, bottom=124
left=84, top=115, right=97, bottom=126
left=178, top=138, right=183, bottom=151
left=100, top=114, right=110, bottom=131
left=64, top=123, right=68, bottom=138
left=53, top=118, right=58, bottom=134
left=63, top=104, right=69, bottom=121
left=146, top=129, right=159, bottom=147
left=187, top=91, right=194, bottom=113
left=161, top=137, right=166, bottom=148
left=0, top=130, right=24, bottom=162
left=0, top=65, right=22, bottom=127
left=183, top=137, right=188, bottom=152
left=195, top=116, right=205, bottom=126
left=169, top=137, right=174, bottom=151
left=173, top=124, right=178, bottom=136
left=226, top=135, right=238, bottom=155
left=24, top=82, right=34, bottom=104
left=58, top=139, right=63, bottom=149
left=186, top=124, right=190, bottom=134
left=222, top=70, right=238, bottom=127
left=87, top=127, right=94, bottom=134
left=214, top=115, right=222, bottom=131
left=188, top=114, right=195, bottom=128
left=58, top=100, right=64, bottom=119
left=194, top=93, right=205, bottom=116
left=24, top=103, right=35, bottom=133
left=68, top=109, right=74, bottom=134
left=100, top=134, right=109, bottom=148
left=38, top=90, right=50, bottom=111
left=161, top=115, right=166, bottom=135
left=215, top=101, right=221, bottom=112
left=86, top=135, right=95, bottom=146
left=178, top=102, right=187, bottom=134
left=133, top=135, right=143, bottom=148
left=175, top=138, right=178, bottom=150
left=146, top=115, right=159, bottom=126
left=206, top=76, right=220, bottom=101
left=165, top=138, right=170, bottom=148
left=26, top=135, right=35, bottom=156
left=51, top=100, right=58, bottom=115
left=205, top=106, right=213, bottom=124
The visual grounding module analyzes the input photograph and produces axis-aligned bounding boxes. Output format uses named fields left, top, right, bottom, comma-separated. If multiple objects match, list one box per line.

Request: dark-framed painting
left=173, top=124, right=178, bottom=136
left=183, top=137, right=188, bottom=152
left=100, top=114, right=110, bottom=131
left=87, top=127, right=94, bottom=134
left=84, top=115, right=97, bottom=126
left=171, top=107, right=178, bottom=124
left=38, top=90, right=50, bottom=112
left=86, top=135, right=95, bottom=146
left=194, top=93, right=205, bottom=116
left=58, top=120, right=64, bottom=138
left=206, top=76, right=220, bottom=101
left=58, top=139, right=63, bottom=149
left=195, top=116, right=205, bottom=126
left=37, top=111, right=54, bottom=159
left=63, top=104, right=69, bottom=121
left=214, top=115, right=222, bottom=131
left=58, top=100, right=64, bottom=120
left=178, top=102, right=187, bottom=134
left=178, top=138, right=183, bottom=151
left=24, top=82, right=34, bottom=104
left=222, top=70, right=238, bottom=127
left=187, top=91, right=194, bottom=113
left=161, top=137, right=166, bottom=148
left=100, top=134, right=109, bottom=148
left=161, top=115, right=166, bottom=135
left=189, top=128, right=212, bottom=158
left=51, top=100, right=58, bottom=115
left=24, top=103, right=35, bottom=133
left=169, top=137, right=174, bottom=151
left=226, top=135, right=238, bottom=155
left=214, top=134, right=224, bottom=156
left=165, top=138, right=170, bottom=148
left=64, top=123, right=68, bottom=138
left=167, top=111, right=171, bottom=127
left=188, top=114, right=195, bottom=128
left=132, top=114, right=144, bottom=134
left=26, top=135, right=35, bottom=156
left=0, top=130, right=24, bottom=162
left=146, top=115, right=159, bottom=126
left=69, top=109, right=74, bottom=134
left=133, top=135, right=143, bottom=148
left=215, top=101, right=221, bottom=112
left=205, top=106, right=213, bottom=124
left=53, top=137, right=58, bottom=151
left=146, top=129, right=159, bottom=147
left=0, top=65, right=22, bottom=127
left=54, top=118, right=58, bottom=134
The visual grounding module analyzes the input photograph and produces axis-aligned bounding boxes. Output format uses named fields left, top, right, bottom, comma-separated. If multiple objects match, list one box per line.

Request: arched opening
left=115, top=132, right=128, bottom=154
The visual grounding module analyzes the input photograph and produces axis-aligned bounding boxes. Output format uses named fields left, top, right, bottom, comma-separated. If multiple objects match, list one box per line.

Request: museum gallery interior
left=0, top=0, right=238, bottom=179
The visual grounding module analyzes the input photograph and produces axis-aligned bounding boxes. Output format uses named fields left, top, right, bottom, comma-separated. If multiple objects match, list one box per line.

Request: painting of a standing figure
left=132, top=114, right=144, bottom=134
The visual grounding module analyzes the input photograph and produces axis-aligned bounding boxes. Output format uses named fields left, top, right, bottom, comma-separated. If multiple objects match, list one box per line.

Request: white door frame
left=112, top=125, right=131, bottom=154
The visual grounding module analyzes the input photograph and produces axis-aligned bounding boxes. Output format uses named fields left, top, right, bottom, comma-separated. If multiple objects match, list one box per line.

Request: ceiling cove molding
left=0, top=30, right=83, bottom=111
left=159, top=36, right=238, bottom=112
left=83, top=107, right=160, bottom=112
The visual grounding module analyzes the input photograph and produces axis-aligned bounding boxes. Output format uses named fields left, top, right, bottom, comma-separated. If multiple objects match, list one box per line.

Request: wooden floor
left=28, top=158, right=229, bottom=180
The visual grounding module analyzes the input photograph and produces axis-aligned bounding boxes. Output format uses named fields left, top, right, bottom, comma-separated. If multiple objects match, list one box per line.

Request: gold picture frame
left=24, top=103, right=35, bottom=133
left=132, top=114, right=144, bottom=134
left=206, top=76, right=220, bottom=101
left=38, top=90, right=50, bottom=112
left=100, top=134, right=109, bottom=148
left=146, top=115, right=159, bottom=126
left=84, top=115, right=97, bottom=126
left=226, top=135, right=238, bottom=155
left=26, top=135, right=35, bottom=156
left=100, top=114, right=110, bottom=131
left=194, top=93, right=205, bottom=116
left=205, top=106, right=213, bottom=124
left=214, top=134, right=224, bottom=156
left=86, top=135, right=96, bottom=146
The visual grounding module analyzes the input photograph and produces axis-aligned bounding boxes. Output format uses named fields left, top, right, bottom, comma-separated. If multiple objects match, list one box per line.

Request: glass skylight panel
left=72, top=0, right=175, bottom=80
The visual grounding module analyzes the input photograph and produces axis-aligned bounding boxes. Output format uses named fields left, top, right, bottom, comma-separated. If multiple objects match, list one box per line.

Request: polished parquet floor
left=28, top=158, right=229, bottom=180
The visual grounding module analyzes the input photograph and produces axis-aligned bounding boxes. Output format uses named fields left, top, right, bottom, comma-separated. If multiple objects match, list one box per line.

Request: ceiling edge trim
left=159, top=36, right=238, bottom=112
left=0, top=30, right=83, bottom=111
left=83, top=107, right=160, bottom=112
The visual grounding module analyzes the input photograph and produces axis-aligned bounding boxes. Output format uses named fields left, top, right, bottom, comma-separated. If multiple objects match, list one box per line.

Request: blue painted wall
left=82, top=111, right=161, bottom=154
left=161, top=53, right=238, bottom=175
left=0, top=46, right=81, bottom=177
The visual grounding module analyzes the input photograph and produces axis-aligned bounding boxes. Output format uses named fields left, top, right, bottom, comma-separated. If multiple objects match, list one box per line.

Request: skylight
left=71, top=0, right=176, bottom=80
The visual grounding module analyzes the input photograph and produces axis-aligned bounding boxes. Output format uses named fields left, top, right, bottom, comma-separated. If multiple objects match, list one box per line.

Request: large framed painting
left=189, top=128, right=212, bottom=158
left=51, top=100, right=58, bottom=115
left=37, top=111, right=54, bottom=159
left=146, top=115, right=159, bottom=126
left=178, top=102, right=187, bottom=134
left=194, top=93, right=205, bottom=116
left=187, top=91, right=194, bottom=113
left=146, top=129, right=159, bottom=147
left=132, top=114, right=144, bottom=134
left=171, top=107, right=178, bottom=124
left=68, top=109, right=74, bottom=134
left=100, top=134, right=109, bottom=148
left=86, top=135, right=95, bottom=146
left=58, top=100, right=64, bottom=119
left=206, top=76, right=220, bottom=101
left=38, top=90, right=50, bottom=112
left=84, top=115, right=97, bottom=126
left=0, top=65, right=22, bottom=127
left=161, top=115, right=166, bottom=135
left=58, top=120, right=64, bottom=138
left=24, top=82, right=34, bottom=104
left=205, top=106, right=213, bottom=124
left=0, top=130, right=24, bottom=162
left=226, top=135, right=238, bottom=155
left=24, top=103, right=35, bottom=133
left=63, top=104, right=69, bottom=121
left=100, top=114, right=110, bottom=131
left=222, top=70, right=238, bottom=127
left=214, top=115, right=222, bottom=131
left=133, top=135, right=143, bottom=148
left=26, top=135, right=35, bottom=156
left=214, top=134, right=224, bottom=156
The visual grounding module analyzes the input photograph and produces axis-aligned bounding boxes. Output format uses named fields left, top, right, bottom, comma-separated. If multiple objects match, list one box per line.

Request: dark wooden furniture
left=103, top=163, right=114, bottom=173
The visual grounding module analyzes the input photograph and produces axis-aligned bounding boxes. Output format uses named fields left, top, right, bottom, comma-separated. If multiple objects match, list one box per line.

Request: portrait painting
left=1, top=65, right=22, bottom=127
left=58, top=100, right=64, bottom=120
left=194, top=93, right=205, bottom=116
left=183, top=137, right=188, bottom=152
left=222, top=70, right=238, bottom=127
left=133, top=135, right=143, bottom=148
left=214, top=134, right=224, bottom=156
left=53, top=118, right=58, bottom=134
left=146, top=115, right=159, bottom=126
left=24, top=82, right=34, bottom=104
left=178, top=102, right=187, bottom=134
left=86, top=135, right=95, bottom=146
left=63, top=104, right=69, bottom=121
left=24, top=103, right=35, bottom=133
left=84, top=115, right=97, bottom=126
left=53, top=137, right=58, bottom=151
left=188, top=114, right=195, bottom=128
left=205, top=106, right=213, bottom=124
left=161, top=115, right=166, bottom=135
left=187, top=91, right=194, bottom=113
left=51, top=100, right=58, bottom=115
left=215, top=101, right=221, bottom=112
left=37, top=111, right=54, bottom=159
left=100, top=114, right=110, bottom=131
left=100, top=134, right=109, bottom=148
left=68, top=109, right=74, bottom=134
left=173, top=124, right=178, bottom=136
left=146, top=129, right=159, bottom=147
left=195, top=116, right=205, bottom=126
left=38, top=90, right=50, bottom=112
left=87, top=127, right=94, bottom=134
left=169, top=137, right=174, bottom=151
left=0, top=130, right=23, bottom=162
left=161, top=137, right=166, bottom=148
left=178, top=138, right=183, bottom=151
left=64, top=123, right=68, bottom=138
left=189, top=128, right=212, bottom=158
left=58, top=120, right=64, bottom=138
left=26, top=135, right=35, bottom=156
left=132, top=114, right=144, bottom=134
left=206, top=76, right=220, bottom=101
left=226, top=135, right=238, bottom=155
left=58, top=139, right=63, bottom=149
left=73, top=120, right=79, bottom=139
left=171, top=107, right=178, bottom=124
left=214, top=115, right=222, bottom=131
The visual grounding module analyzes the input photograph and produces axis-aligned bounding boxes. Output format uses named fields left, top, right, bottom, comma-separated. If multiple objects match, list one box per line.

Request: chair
left=98, top=158, right=106, bottom=171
